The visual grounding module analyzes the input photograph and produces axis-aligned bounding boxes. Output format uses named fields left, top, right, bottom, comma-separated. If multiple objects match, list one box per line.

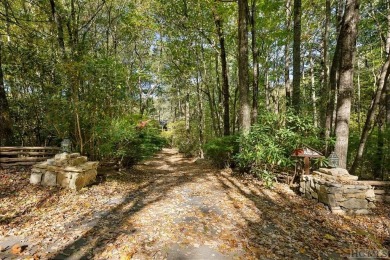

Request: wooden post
left=304, top=156, right=310, bottom=174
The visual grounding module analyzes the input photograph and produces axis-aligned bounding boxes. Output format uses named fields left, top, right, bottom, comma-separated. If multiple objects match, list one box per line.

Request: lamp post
left=328, top=151, right=339, bottom=168
left=61, top=138, right=71, bottom=153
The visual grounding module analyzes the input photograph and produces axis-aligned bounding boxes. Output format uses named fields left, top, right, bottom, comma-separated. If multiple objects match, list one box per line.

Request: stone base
left=30, top=153, right=98, bottom=191
left=300, top=170, right=375, bottom=215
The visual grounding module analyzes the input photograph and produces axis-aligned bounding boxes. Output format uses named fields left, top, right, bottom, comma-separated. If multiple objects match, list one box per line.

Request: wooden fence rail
left=0, top=147, right=61, bottom=168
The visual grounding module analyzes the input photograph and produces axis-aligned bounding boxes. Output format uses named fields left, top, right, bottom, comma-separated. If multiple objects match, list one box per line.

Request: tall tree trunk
left=285, top=0, right=292, bottom=109
left=334, top=0, right=359, bottom=169
left=265, top=67, right=270, bottom=111
left=325, top=5, right=342, bottom=155
left=251, top=0, right=259, bottom=123
left=292, top=0, right=301, bottom=113
left=0, top=40, right=12, bottom=145
left=185, top=92, right=190, bottom=133
left=385, top=3, right=390, bottom=178
left=374, top=117, right=385, bottom=179
left=356, top=46, right=361, bottom=131
left=238, top=0, right=251, bottom=133
left=310, top=51, right=318, bottom=127
left=350, top=5, right=390, bottom=174
left=336, top=0, right=345, bottom=31
left=349, top=52, right=390, bottom=174
left=4, top=0, right=11, bottom=42
left=213, top=11, right=230, bottom=136
left=214, top=52, right=223, bottom=136
left=205, top=87, right=219, bottom=137
left=196, top=73, right=204, bottom=158
left=50, top=0, right=66, bottom=58
left=322, top=0, right=330, bottom=132
left=387, top=77, right=390, bottom=126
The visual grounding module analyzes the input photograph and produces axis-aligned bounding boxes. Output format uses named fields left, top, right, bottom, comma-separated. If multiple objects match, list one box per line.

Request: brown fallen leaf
left=120, top=248, right=136, bottom=260
left=10, top=243, right=23, bottom=254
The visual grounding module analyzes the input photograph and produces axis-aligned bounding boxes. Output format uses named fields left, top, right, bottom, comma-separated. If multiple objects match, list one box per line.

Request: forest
left=0, top=0, right=389, bottom=178
left=2, top=1, right=390, bottom=259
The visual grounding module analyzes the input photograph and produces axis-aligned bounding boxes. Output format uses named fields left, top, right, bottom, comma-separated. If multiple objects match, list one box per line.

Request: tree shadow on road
left=50, top=151, right=202, bottom=259
left=214, top=171, right=388, bottom=259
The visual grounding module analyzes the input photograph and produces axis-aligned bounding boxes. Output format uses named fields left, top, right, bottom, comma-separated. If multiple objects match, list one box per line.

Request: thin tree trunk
left=385, top=82, right=390, bottom=177
left=349, top=52, right=390, bottom=174
left=232, top=86, right=239, bottom=134
left=310, top=51, right=318, bottom=127
left=325, top=18, right=342, bottom=155
left=322, top=0, right=330, bottom=131
left=214, top=52, right=223, bottom=136
left=238, top=0, right=251, bottom=134
left=185, top=92, right=190, bottom=133
left=265, top=68, right=270, bottom=111
left=0, top=40, right=12, bottom=145
left=357, top=46, right=361, bottom=131
left=334, top=0, right=359, bottom=169
left=387, top=75, right=390, bottom=126
left=50, top=0, right=66, bottom=58
left=385, top=3, right=390, bottom=177
left=205, top=87, right=218, bottom=136
left=4, top=0, right=11, bottom=42
left=292, top=0, right=301, bottom=114
left=285, top=0, right=292, bottom=109
left=213, top=11, right=230, bottom=136
left=196, top=73, right=204, bottom=158
left=337, top=0, right=345, bottom=31
left=374, top=117, right=385, bottom=179
left=251, top=0, right=259, bottom=123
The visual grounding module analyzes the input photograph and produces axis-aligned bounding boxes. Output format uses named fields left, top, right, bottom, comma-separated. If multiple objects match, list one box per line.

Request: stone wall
left=300, top=168, right=375, bottom=214
left=30, top=153, right=99, bottom=191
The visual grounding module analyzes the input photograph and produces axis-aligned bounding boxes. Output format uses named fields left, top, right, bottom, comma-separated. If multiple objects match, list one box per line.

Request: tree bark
left=196, top=72, right=204, bottom=158
left=251, top=0, right=259, bottom=123
left=310, top=51, right=318, bottom=127
left=349, top=49, right=390, bottom=174
left=50, top=0, right=66, bottom=58
left=374, top=117, right=385, bottom=179
left=238, top=0, right=251, bottom=134
left=185, top=92, right=190, bottom=133
left=337, top=0, right=345, bottom=31
left=322, top=0, right=330, bottom=132
left=285, top=0, right=292, bottom=109
left=325, top=34, right=341, bottom=154
left=0, top=40, right=12, bottom=145
left=387, top=77, right=390, bottom=126
left=334, top=0, right=359, bottom=169
left=213, top=11, right=230, bottom=136
left=292, top=0, right=301, bottom=113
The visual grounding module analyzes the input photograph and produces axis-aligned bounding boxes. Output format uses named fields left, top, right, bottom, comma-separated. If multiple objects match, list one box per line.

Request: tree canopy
left=0, top=0, right=389, bottom=178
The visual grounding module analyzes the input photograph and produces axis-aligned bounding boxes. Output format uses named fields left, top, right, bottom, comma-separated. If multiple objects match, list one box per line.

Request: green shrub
left=203, top=135, right=239, bottom=168
left=95, top=115, right=166, bottom=167
left=168, top=121, right=200, bottom=157
left=235, top=111, right=321, bottom=186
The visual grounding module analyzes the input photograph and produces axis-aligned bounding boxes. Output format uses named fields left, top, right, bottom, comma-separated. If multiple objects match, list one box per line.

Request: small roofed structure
left=291, top=145, right=324, bottom=174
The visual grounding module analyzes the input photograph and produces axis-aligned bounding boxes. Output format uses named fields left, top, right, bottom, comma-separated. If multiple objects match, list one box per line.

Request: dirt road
left=1, top=148, right=389, bottom=259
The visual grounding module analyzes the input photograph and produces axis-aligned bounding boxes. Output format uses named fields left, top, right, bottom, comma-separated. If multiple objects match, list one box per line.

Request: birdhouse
left=291, top=145, right=324, bottom=174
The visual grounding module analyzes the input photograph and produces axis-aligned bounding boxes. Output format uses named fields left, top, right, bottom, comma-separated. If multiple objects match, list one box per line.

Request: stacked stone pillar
left=30, top=153, right=99, bottom=191
left=300, top=168, right=375, bottom=214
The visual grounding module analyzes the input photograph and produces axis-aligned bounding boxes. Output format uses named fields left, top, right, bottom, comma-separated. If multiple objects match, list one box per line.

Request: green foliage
left=312, top=157, right=329, bottom=169
left=166, top=121, right=200, bottom=157
left=95, top=115, right=166, bottom=167
left=235, top=111, right=321, bottom=186
left=203, top=135, right=239, bottom=168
